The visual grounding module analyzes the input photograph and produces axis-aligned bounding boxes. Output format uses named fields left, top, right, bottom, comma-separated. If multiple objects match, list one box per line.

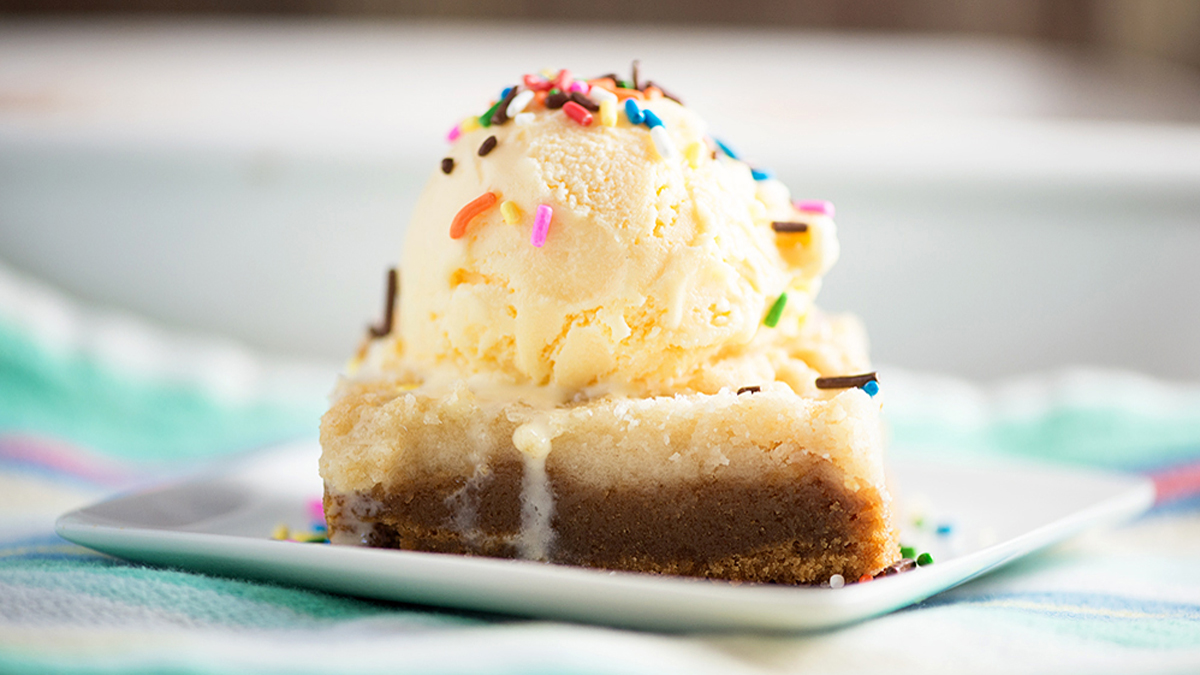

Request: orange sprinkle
left=587, top=77, right=617, bottom=91
left=450, top=192, right=498, bottom=239
left=613, top=87, right=645, bottom=101
left=858, top=574, right=874, bottom=583
left=644, top=85, right=663, bottom=100
left=533, top=90, right=548, bottom=107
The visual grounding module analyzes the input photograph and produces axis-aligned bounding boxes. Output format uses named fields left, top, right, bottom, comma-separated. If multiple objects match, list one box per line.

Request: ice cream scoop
left=366, top=72, right=858, bottom=398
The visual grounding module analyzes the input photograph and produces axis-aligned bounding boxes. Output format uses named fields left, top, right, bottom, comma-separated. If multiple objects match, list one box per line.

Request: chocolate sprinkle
left=874, top=558, right=917, bottom=578
left=546, top=91, right=570, bottom=109
left=368, top=267, right=398, bottom=339
left=478, top=135, right=498, bottom=157
left=441, top=157, right=455, bottom=174
left=491, top=85, right=520, bottom=126
left=631, top=59, right=641, bottom=91
left=771, top=221, right=809, bottom=233
left=569, top=91, right=600, bottom=112
left=815, top=372, right=878, bottom=390
left=646, top=80, right=682, bottom=104
left=736, top=386, right=761, bottom=395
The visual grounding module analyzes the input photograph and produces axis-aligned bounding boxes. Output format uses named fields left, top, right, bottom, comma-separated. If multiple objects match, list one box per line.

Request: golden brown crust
left=325, top=450, right=897, bottom=584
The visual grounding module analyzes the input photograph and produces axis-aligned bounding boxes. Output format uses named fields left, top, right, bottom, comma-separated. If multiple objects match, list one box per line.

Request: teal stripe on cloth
left=0, top=556, right=475, bottom=630
left=0, top=321, right=322, bottom=461
left=930, top=591, right=1200, bottom=649
left=886, top=370, right=1200, bottom=472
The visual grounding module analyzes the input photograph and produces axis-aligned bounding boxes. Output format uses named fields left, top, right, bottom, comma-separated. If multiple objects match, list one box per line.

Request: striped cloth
left=2, top=263, right=1199, bottom=674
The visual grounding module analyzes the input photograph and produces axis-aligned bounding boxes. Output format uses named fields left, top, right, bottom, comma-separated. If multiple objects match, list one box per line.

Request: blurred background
left=1, top=1, right=1198, bottom=382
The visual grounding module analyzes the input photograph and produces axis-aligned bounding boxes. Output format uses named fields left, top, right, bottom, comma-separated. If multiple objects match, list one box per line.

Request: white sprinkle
left=650, top=125, right=678, bottom=160
left=829, top=574, right=845, bottom=589
left=588, top=87, right=617, bottom=104
left=514, top=112, right=535, bottom=126
left=507, top=90, right=535, bottom=119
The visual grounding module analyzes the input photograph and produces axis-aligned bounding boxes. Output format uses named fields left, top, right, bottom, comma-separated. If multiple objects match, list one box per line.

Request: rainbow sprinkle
left=507, top=90, right=535, bottom=118
left=479, top=98, right=505, bottom=128
left=764, top=293, right=788, bottom=327
left=796, top=200, right=835, bottom=217
left=714, top=138, right=739, bottom=159
left=624, top=98, right=645, bottom=125
left=524, top=73, right=552, bottom=91
left=650, top=126, right=677, bottom=160
left=307, top=498, right=324, bottom=522
left=589, top=86, right=617, bottom=105
left=553, top=69, right=572, bottom=91
left=563, top=100, right=593, bottom=126
left=500, top=200, right=521, bottom=224
left=532, top=204, right=553, bottom=247
left=450, top=192, right=499, bottom=239
left=599, top=99, right=617, bottom=127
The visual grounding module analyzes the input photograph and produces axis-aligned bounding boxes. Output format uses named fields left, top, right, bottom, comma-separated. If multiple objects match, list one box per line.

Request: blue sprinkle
left=642, top=109, right=663, bottom=128
left=751, top=168, right=772, bottom=181
left=311, top=524, right=328, bottom=533
left=862, top=380, right=880, bottom=397
left=624, top=98, right=644, bottom=125
left=500, top=86, right=513, bottom=98
left=714, top=138, right=739, bottom=159
left=936, top=523, right=954, bottom=535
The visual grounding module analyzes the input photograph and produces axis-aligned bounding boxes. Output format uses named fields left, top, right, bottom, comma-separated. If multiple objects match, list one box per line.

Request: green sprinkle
left=479, top=100, right=504, bottom=128
left=917, top=552, right=934, bottom=566
left=763, top=293, right=788, bottom=327
left=900, top=546, right=916, bottom=559
left=548, top=88, right=561, bottom=95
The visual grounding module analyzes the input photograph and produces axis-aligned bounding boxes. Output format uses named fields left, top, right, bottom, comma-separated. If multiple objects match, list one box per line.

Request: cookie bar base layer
left=320, top=381, right=899, bottom=585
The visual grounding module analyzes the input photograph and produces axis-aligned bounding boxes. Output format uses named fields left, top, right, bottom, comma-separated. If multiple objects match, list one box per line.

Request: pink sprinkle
left=553, top=69, right=572, bottom=91
left=308, top=497, right=325, bottom=523
left=569, top=80, right=588, bottom=94
left=795, top=200, right=835, bottom=217
left=446, top=124, right=461, bottom=142
left=532, top=204, right=552, bottom=247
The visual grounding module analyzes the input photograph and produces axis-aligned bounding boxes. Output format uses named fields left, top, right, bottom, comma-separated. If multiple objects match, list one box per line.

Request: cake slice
left=322, top=375, right=894, bottom=584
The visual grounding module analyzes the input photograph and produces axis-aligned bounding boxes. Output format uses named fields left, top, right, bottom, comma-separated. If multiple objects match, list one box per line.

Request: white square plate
left=55, top=441, right=1154, bottom=632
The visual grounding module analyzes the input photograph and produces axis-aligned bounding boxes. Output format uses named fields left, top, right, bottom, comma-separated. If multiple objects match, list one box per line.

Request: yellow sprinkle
left=599, top=99, right=617, bottom=127
left=685, top=140, right=704, bottom=168
left=271, top=524, right=289, bottom=540
left=460, top=116, right=481, bottom=133
left=540, top=68, right=556, bottom=79
left=500, top=200, right=521, bottom=224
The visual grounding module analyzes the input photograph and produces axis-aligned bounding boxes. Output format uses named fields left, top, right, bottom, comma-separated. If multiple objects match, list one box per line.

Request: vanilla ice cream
left=357, top=75, right=865, bottom=399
